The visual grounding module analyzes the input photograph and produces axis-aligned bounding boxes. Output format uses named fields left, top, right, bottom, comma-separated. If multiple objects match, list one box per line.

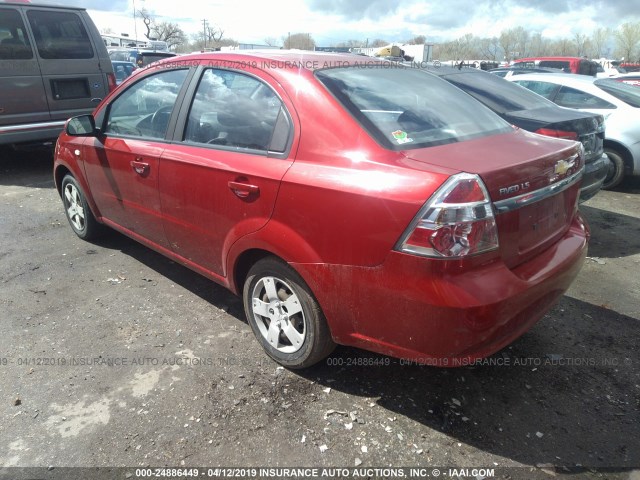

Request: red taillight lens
left=107, top=72, right=117, bottom=93
left=396, top=173, right=499, bottom=258
left=535, top=128, right=579, bottom=140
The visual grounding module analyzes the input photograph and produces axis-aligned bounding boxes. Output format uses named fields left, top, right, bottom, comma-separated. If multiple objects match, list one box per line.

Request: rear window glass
left=316, top=67, right=511, bottom=150
left=139, top=52, right=175, bottom=67
left=27, top=10, right=93, bottom=59
left=595, top=79, right=640, bottom=108
left=441, top=70, right=557, bottom=113
left=539, top=61, right=571, bottom=72
left=0, top=8, right=33, bottom=59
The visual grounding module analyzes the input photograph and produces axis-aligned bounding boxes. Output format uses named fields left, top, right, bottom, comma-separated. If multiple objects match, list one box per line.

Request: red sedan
left=54, top=52, right=589, bottom=368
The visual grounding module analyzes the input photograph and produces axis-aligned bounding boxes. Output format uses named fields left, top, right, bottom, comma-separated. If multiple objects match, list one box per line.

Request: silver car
left=508, top=73, right=640, bottom=189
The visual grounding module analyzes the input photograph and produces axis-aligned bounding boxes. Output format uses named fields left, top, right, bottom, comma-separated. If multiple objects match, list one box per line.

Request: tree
left=138, top=7, right=153, bottom=40
left=573, top=33, right=590, bottom=57
left=151, top=21, right=187, bottom=50
left=370, top=39, right=388, bottom=48
left=283, top=32, right=315, bottom=50
left=591, top=27, right=611, bottom=58
left=478, top=37, right=500, bottom=61
left=615, top=21, right=640, bottom=61
left=264, top=37, right=279, bottom=47
left=499, top=29, right=518, bottom=61
left=407, top=35, right=427, bottom=45
left=529, top=32, right=550, bottom=57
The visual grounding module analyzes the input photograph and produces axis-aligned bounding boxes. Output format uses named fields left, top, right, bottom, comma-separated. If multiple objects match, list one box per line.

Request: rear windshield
left=315, top=67, right=511, bottom=150
left=27, top=10, right=93, bottom=59
left=440, top=70, right=557, bottom=113
left=595, top=79, right=640, bottom=108
left=140, top=52, right=175, bottom=66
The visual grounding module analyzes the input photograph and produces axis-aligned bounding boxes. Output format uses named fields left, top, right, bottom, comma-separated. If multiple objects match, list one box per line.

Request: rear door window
left=184, top=69, right=287, bottom=153
left=27, top=10, right=94, bottom=59
left=0, top=8, right=33, bottom=59
left=513, top=80, right=559, bottom=99
left=554, top=86, right=616, bottom=109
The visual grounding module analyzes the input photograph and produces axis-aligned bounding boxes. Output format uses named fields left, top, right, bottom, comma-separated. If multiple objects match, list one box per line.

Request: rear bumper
left=579, top=154, right=609, bottom=203
left=294, top=213, right=588, bottom=366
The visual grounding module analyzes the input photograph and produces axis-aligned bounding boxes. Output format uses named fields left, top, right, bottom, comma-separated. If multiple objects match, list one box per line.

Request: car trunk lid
left=403, top=129, right=583, bottom=268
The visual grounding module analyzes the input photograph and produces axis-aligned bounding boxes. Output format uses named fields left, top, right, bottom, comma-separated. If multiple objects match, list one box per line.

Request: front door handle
left=228, top=180, right=260, bottom=198
left=131, top=160, right=149, bottom=176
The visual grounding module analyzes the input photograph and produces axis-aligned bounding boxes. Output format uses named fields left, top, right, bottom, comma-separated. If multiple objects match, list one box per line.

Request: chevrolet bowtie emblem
left=554, top=158, right=575, bottom=176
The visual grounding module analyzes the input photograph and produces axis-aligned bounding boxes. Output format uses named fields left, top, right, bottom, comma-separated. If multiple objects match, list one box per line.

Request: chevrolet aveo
left=54, top=52, right=589, bottom=368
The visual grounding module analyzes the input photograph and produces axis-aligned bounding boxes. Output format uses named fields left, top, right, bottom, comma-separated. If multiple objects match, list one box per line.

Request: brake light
left=396, top=173, right=499, bottom=258
left=535, top=128, right=578, bottom=140
left=107, top=72, right=117, bottom=93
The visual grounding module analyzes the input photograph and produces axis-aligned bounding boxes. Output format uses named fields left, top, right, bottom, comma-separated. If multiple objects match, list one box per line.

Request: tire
left=243, top=257, right=335, bottom=369
left=61, top=174, right=102, bottom=240
left=602, top=148, right=625, bottom=190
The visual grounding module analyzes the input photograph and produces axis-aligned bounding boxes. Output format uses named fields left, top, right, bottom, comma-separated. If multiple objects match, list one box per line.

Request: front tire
left=603, top=148, right=625, bottom=189
left=61, top=174, right=102, bottom=240
left=243, top=257, right=335, bottom=369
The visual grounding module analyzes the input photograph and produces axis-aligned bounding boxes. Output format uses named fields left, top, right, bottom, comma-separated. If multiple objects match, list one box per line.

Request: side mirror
left=66, top=115, right=97, bottom=137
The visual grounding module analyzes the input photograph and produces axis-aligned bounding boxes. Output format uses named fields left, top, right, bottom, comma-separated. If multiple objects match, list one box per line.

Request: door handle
left=228, top=180, right=260, bottom=198
left=131, top=160, right=149, bottom=176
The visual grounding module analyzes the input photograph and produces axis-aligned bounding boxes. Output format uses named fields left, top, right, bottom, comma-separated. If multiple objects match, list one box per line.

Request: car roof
left=0, top=1, right=85, bottom=10
left=509, top=72, right=598, bottom=85
left=157, top=50, right=392, bottom=72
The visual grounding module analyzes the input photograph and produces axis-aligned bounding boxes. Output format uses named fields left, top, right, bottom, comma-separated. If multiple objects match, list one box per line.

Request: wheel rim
left=64, top=183, right=86, bottom=232
left=251, top=276, right=306, bottom=354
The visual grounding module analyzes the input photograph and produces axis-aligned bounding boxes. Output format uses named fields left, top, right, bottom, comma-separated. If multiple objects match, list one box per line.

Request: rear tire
left=61, top=174, right=102, bottom=240
left=602, top=148, right=625, bottom=189
left=243, top=257, right=335, bottom=369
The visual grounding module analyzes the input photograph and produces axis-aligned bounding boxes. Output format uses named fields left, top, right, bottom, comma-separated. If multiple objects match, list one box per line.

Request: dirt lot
left=0, top=147, right=638, bottom=479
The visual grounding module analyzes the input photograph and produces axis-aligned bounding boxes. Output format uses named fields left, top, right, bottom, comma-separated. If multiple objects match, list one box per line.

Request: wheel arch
left=604, top=140, right=634, bottom=174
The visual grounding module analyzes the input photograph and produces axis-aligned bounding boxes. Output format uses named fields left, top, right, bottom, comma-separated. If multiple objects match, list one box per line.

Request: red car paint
left=54, top=52, right=588, bottom=366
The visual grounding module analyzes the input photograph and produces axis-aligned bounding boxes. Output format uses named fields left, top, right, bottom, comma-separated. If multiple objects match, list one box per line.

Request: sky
left=39, top=0, right=640, bottom=47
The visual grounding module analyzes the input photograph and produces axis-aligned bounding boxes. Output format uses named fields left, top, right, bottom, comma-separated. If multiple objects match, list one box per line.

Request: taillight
left=535, top=128, right=578, bottom=140
left=395, top=173, right=499, bottom=258
left=107, top=72, right=117, bottom=93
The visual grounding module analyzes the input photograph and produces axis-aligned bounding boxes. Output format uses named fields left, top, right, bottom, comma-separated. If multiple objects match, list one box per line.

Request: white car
left=507, top=73, right=640, bottom=188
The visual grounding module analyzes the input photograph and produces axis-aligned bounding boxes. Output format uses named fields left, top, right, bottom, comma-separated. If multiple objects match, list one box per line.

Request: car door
left=82, top=68, right=191, bottom=247
left=159, top=67, right=296, bottom=276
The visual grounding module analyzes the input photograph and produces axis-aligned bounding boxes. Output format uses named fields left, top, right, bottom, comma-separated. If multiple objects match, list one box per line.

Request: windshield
left=315, top=66, right=511, bottom=150
left=595, top=79, right=640, bottom=108
left=440, top=70, right=558, bottom=114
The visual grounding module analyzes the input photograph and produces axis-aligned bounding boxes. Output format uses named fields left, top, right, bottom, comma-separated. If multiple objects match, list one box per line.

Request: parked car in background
left=509, top=73, right=640, bottom=188
left=489, top=66, right=565, bottom=78
left=420, top=65, right=608, bottom=201
left=108, top=48, right=176, bottom=68
left=610, top=73, right=640, bottom=87
left=111, top=60, right=136, bottom=85
left=54, top=52, right=588, bottom=368
left=0, top=0, right=115, bottom=147
left=512, top=57, right=599, bottom=76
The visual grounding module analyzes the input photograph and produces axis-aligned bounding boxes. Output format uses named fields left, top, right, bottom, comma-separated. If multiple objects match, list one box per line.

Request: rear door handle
left=131, top=160, right=149, bottom=176
left=228, top=180, right=260, bottom=198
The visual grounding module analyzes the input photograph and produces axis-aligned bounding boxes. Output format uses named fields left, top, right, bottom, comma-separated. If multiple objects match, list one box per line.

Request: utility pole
left=132, top=0, right=138, bottom=42
left=202, top=19, right=208, bottom=49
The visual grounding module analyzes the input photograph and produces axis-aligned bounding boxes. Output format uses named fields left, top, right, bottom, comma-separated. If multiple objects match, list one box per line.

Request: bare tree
left=590, top=27, right=611, bottom=58
left=138, top=7, right=153, bottom=40
left=478, top=37, right=500, bottom=60
left=407, top=35, right=427, bottom=45
left=573, top=33, right=590, bottom=57
left=370, top=39, right=388, bottom=48
left=151, top=21, right=187, bottom=50
left=529, top=32, right=550, bottom=56
left=499, top=29, right=517, bottom=61
left=263, top=37, right=279, bottom=47
left=615, top=21, right=640, bottom=61
left=283, top=32, right=315, bottom=50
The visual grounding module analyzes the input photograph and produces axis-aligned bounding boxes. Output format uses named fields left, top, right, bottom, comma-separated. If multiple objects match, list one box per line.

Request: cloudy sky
left=43, top=0, right=640, bottom=46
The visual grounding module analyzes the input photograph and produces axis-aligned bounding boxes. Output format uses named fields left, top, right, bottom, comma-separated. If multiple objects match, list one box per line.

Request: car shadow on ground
left=580, top=204, right=640, bottom=258
left=298, top=295, right=639, bottom=470
left=90, top=231, right=246, bottom=321
left=89, top=229, right=639, bottom=471
left=0, top=146, right=55, bottom=188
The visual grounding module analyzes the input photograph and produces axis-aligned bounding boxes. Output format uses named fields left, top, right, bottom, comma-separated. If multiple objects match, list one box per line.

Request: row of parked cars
left=2, top=2, right=637, bottom=368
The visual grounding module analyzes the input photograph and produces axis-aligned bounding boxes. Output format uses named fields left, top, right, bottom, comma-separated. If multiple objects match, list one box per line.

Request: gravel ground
left=0, top=147, right=638, bottom=480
